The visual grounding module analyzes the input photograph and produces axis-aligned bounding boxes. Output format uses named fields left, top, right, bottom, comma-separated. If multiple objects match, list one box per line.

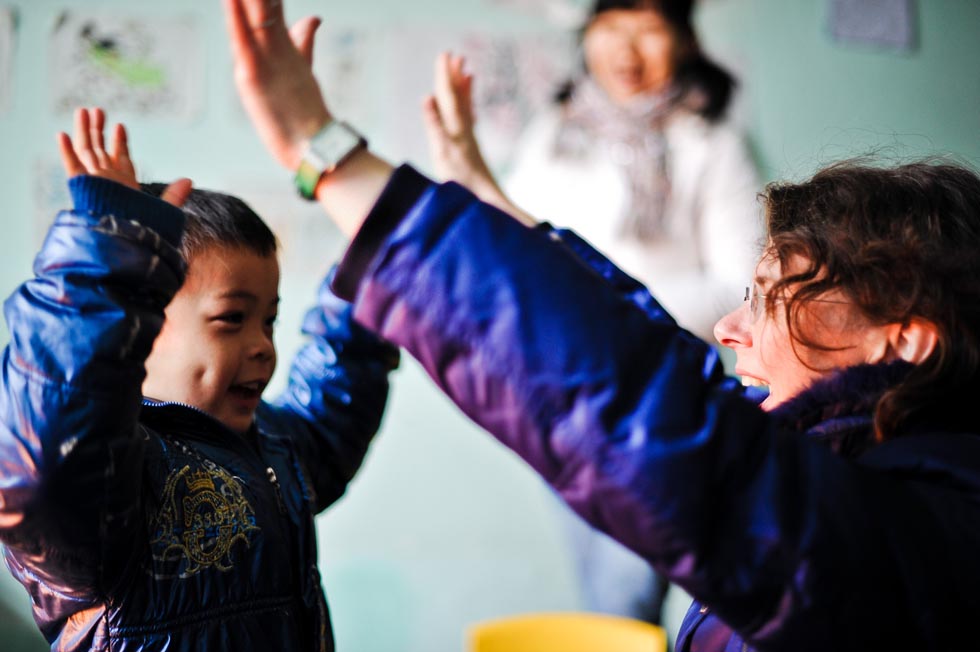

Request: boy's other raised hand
left=58, top=107, right=192, bottom=207
left=422, top=53, right=536, bottom=227
left=223, top=0, right=331, bottom=170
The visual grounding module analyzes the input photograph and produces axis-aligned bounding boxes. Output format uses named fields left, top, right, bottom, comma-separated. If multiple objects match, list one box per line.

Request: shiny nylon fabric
left=0, top=177, right=397, bottom=651
left=336, top=166, right=980, bottom=652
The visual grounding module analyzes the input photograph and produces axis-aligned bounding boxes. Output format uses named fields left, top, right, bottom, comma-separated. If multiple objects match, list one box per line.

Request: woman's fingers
left=421, top=95, right=445, bottom=136
left=289, top=16, right=320, bottom=67
left=434, top=52, right=464, bottom=135
left=460, top=72, right=475, bottom=125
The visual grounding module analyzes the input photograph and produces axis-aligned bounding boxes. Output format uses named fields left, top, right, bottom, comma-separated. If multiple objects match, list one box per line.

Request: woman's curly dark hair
left=762, top=160, right=980, bottom=440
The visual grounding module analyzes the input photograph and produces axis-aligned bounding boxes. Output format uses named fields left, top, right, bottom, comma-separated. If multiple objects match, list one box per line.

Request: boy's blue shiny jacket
left=0, top=177, right=398, bottom=651
left=334, top=165, right=980, bottom=652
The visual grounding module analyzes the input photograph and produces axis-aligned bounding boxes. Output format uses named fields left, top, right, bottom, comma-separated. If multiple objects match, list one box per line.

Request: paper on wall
left=484, top=0, right=586, bottom=28
left=0, top=7, right=15, bottom=115
left=829, top=0, right=917, bottom=51
left=49, top=11, right=203, bottom=120
left=383, top=28, right=576, bottom=174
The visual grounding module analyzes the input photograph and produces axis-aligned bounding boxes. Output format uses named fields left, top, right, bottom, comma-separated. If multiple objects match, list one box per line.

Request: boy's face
left=143, top=245, right=279, bottom=434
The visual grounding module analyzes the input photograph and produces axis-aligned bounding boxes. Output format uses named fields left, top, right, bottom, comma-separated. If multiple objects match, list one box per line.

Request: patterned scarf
left=552, top=77, right=680, bottom=242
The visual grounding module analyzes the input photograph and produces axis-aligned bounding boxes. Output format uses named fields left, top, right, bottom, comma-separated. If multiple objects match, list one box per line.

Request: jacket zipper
left=266, top=466, right=288, bottom=515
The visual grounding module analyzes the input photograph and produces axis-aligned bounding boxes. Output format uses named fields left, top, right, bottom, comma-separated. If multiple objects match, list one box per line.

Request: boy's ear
left=878, top=319, right=939, bottom=364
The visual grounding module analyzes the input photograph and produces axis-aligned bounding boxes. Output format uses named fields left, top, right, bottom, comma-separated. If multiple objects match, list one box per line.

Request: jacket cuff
left=68, top=175, right=185, bottom=249
left=332, top=164, right=431, bottom=301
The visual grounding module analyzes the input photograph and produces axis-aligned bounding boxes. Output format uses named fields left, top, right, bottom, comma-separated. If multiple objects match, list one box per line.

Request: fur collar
left=769, top=361, right=914, bottom=459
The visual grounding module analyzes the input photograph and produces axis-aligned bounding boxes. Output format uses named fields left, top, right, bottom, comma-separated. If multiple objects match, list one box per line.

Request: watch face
left=295, top=120, right=368, bottom=200
left=307, top=121, right=366, bottom=173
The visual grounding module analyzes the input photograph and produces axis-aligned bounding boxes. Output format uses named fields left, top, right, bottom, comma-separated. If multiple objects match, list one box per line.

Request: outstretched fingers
left=72, top=107, right=94, bottom=167
left=224, top=0, right=261, bottom=73
left=160, top=178, right=194, bottom=207
left=109, top=123, right=136, bottom=179
left=433, top=52, right=463, bottom=135
left=246, top=0, right=286, bottom=34
left=421, top=95, right=445, bottom=137
left=89, top=107, right=111, bottom=167
left=223, top=0, right=333, bottom=169
left=57, top=132, right=86, bottom=178
left=61, top=107, right=141, bottom=190
left=289, top=16, right=321, bottom=67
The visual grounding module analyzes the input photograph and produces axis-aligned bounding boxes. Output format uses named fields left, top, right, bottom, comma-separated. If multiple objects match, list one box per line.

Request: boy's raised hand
left=58, top=107, right=192, bottom=207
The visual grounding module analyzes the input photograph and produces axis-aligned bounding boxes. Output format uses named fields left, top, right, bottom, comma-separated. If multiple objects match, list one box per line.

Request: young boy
left=0, top=108, right=398, bottom=651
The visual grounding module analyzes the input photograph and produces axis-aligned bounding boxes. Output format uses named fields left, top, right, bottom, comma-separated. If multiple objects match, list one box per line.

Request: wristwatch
left=294, top=119, right=368, bottom=200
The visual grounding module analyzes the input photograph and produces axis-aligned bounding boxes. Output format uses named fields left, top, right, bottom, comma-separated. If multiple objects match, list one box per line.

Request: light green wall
left=697, top=0, right=980, bottom=179
left=1, top=1, right=978, bottom=651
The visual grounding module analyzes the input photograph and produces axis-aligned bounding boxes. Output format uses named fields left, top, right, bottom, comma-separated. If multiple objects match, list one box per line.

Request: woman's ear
left=880, top=319, right=939, bottom=364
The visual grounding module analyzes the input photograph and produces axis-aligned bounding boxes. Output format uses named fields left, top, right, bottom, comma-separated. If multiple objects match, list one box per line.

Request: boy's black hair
left=141, top=183, right=277, bottom=261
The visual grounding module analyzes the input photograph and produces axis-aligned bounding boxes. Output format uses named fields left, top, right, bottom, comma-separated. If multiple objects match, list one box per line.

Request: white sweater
left=506, top=108, right=763, bottom=341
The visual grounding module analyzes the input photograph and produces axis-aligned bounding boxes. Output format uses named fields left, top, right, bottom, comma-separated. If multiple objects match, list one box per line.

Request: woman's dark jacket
left=332, top=165, right=980, bottom=652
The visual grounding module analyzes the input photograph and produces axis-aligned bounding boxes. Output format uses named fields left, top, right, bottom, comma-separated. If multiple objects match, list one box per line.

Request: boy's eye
left=265, top=315, right=278, bottom=329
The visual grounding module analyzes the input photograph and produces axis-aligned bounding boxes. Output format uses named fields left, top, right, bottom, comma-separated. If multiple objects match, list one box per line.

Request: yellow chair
left=467, top=612, right=667, bottom=652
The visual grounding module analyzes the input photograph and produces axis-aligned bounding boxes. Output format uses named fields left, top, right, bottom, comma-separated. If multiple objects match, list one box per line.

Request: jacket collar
left=768, top=361, right=914, bottom=459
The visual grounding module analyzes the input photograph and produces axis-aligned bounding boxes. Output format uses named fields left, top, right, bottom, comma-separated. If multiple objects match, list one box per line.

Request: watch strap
left=294, top=120, right=368, bottom=200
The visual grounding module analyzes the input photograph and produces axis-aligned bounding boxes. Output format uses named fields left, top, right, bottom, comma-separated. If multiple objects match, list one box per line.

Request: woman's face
left=714, top=252, right=893, bottom=411
left=583, top=8, right=679, bottom=104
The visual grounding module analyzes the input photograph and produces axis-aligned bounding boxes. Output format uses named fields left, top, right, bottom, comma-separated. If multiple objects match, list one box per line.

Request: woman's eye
left=214, top=312, right=245, bottom=325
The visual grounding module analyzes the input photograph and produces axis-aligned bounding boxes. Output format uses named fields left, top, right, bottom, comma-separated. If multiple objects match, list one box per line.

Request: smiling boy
left=0, top=108, right=398, bottom=652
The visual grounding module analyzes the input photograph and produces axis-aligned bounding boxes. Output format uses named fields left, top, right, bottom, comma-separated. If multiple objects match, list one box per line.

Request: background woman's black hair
left=556, top=0, right=736, bottom=122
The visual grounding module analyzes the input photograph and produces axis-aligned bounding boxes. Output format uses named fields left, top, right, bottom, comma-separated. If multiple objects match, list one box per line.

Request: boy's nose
left=249, top=332, right=275, bottom=362
left=713, top=301, right=751, bottom=349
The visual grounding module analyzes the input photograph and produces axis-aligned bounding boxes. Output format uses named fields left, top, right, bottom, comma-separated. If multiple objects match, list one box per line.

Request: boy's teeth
left=741, top=376, right=766, bottom=387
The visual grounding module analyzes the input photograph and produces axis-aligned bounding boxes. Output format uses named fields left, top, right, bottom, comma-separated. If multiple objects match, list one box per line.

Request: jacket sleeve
left=0, top=177, right=185, bottom=592
left=257, top=271, right=399, bottom=514
left=332, top=166, right=944, bottom=650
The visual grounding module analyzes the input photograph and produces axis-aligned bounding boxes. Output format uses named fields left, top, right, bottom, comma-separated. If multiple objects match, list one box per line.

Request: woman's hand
left=422, top=53, right=499, bottom=197
left=423, top=52, right=537, bottom=226
left=58, top=107, right=192, bottom=207
left=223, top=0, right=332, bottom=170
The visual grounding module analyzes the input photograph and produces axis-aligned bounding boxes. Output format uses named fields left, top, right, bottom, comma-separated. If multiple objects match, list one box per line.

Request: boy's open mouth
left=229, top=380, right=265, bottom=399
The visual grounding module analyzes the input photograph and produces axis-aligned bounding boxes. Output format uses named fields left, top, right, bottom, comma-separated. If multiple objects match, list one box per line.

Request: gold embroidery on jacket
left=150, top=463, right=260, bottom=578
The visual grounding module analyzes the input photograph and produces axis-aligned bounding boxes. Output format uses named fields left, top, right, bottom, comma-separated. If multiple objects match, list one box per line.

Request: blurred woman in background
left=424, top=0, right=763, bottom=631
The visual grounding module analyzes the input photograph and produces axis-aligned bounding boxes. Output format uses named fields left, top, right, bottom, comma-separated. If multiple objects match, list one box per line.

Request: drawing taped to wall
left=384, top=28, right=576, bottom=173
left=484, top=0, right=585, bottom=27
left=829, top=0, right=917, bottom=51
left=49, top=11, right=203, bottom=120
left=0, top=7, right=15, bottom=115
left=460, top=31, right=577, bottom=167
